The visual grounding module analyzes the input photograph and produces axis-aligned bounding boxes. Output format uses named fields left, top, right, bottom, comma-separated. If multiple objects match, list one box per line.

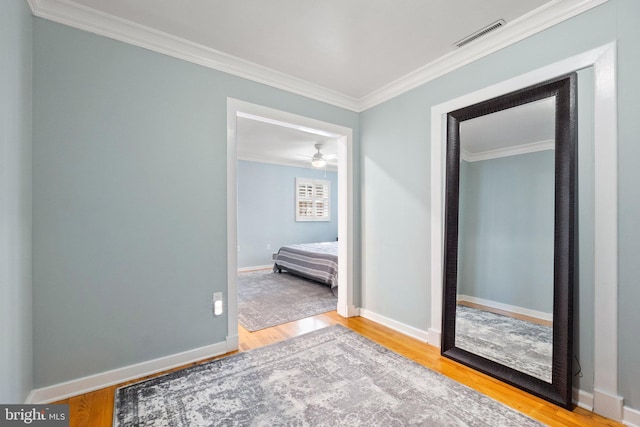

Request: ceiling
left=461, top=97, right=555, bottom=160
left=28, top=0, right=601, bottom=167
left=36, top=0, right=573, bottom=102
left=237, top=116, right=338, bottom=171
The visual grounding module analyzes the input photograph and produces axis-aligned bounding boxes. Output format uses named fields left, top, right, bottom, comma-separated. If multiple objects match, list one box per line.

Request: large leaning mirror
left=441, top=74, right=577, bottom=409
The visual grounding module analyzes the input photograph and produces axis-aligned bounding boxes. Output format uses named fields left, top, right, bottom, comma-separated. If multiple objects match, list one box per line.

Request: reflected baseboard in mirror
left=441, top=73, right=577, bottom=409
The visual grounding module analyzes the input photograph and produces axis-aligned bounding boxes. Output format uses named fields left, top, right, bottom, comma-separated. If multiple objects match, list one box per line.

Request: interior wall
left=23, top=0, right=640, bottom=411
left=0, top=0, right=33, bottom=403
left=613, top=0, right=640, bottom=409
left=237, top=160, right=338, bottom=268
left=360, top=0, right=640, bottom=408
left=31, top=18, right=359, bottom=388
left=458, top=151, right=555, bottom=313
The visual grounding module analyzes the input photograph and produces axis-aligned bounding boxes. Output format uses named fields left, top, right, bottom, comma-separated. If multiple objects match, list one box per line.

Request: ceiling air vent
left=454, top=19, right=506, bottom=48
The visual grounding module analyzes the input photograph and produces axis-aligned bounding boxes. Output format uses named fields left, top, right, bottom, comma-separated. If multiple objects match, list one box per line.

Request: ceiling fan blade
left=324, top=154, right=337, bottom=160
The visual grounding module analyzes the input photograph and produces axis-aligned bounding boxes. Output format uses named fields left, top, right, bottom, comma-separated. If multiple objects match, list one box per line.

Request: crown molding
left=237, top=153, right=338, bottom=172
left=461, top=139, right=555, bottom=162
left=358, top=0, right=609, bottom=111
left=26, top=0, right=361, bottom=112
left=27, top=0, right=608, bottom=113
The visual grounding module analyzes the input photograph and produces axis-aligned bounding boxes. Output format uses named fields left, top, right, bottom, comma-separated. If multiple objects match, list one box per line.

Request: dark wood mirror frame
left=441, top=73, right=577, bottom=409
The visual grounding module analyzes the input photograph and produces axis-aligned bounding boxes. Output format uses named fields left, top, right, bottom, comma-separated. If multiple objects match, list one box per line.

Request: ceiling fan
left=298, top=143, right=337, bottom=168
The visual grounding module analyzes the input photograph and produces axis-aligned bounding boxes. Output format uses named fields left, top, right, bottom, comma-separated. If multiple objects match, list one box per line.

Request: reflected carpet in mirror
left=456, top=305, right=552, bottom=382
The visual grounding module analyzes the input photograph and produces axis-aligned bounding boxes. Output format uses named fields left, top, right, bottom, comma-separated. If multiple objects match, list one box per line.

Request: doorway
left=226, top=99, right=356, bottom=348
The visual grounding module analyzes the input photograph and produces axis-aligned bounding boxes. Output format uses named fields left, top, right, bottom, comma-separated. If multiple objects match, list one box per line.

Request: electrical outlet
left=213, top=292, right=223, bottom=316
left=266, top=243, right=271, bottom=250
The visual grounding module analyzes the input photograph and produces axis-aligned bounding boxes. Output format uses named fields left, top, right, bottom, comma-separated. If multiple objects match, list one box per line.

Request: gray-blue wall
left=458, top=152, right=555, bottom=313
left=0, top=0, right=33, bottom=403
left=237, top=160, right=338, bottom=268
left=31, top=18, right=359, bottom=388
left=613, top=0, right=640, bottom=410
left=360, top=0, right=638, bottom=408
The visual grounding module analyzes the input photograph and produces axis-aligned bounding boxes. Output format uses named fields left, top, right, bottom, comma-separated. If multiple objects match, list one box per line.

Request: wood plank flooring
left=458, top=300, right=553, bottom=327
left=55, top=312, right=622, bottom=426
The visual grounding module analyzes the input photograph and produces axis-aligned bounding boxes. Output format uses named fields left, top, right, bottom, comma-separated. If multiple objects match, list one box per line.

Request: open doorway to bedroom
left=227, top=99, right=355, bottom=349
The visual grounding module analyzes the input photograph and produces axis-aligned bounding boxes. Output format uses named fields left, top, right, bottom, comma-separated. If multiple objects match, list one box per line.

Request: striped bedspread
left=273, top=241, right=338, bottom=294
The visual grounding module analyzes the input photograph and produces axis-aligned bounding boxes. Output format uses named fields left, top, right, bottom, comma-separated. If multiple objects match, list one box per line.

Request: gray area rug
left=238, top=270, right=337, bottom=332
left=456, top=305, right=553, bottom=382
left=115, top=325, right=543, bottom=426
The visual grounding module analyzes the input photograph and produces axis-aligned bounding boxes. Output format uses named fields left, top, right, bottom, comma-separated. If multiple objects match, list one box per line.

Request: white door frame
left=226, top=98, right=357, bottom=346
left=429, top=43, right=621, bottom=420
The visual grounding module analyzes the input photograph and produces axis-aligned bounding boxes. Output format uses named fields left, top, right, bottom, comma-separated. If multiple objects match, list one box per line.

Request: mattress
left=273, top=241, right=338, bottom=295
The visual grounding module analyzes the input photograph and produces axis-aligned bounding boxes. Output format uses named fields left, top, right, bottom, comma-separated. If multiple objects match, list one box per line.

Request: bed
left=273, top=241, right=339, bottom=295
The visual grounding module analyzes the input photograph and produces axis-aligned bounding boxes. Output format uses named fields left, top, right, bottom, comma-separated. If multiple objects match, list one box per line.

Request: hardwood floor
left=55, top=312, right=621, bottom=426
left=458, top=300, right=553, bottom=327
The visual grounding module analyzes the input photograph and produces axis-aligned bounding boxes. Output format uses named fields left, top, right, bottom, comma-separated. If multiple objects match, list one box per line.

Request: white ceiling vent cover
left=454, top=19, right=506, bottom=48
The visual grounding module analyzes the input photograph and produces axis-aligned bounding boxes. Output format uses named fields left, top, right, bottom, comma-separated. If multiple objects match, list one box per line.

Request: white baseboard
left=338, top=304, right=360, bottom=318
left=226, top=334, right=239, bottom=352
left=237, top=265, right=273, bottom=272
left=623, top=405, right=640, bottom=427
left=573, top=387, right=594, bottom=411
left=458, top=294, right=553, bottom=322
left=569, top=388, right=640, bottom=427
left=427, top=328, right=441, bottom=348
left=594, top=388, right=625, bottom=421
left=359, top=309, right=430, bottom=343
left=26, top=339, right=231, bottom=404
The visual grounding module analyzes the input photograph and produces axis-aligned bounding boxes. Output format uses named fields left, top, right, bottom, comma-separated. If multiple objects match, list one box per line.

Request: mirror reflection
left=455, top=97, right=556, bottom=383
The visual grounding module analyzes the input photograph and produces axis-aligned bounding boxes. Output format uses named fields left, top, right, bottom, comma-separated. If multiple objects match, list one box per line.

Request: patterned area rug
left=115, top=325, right=543, bottom=426
left=237, top=269, right=337, bottom=331
left=456, top=305, right=553, bottom=382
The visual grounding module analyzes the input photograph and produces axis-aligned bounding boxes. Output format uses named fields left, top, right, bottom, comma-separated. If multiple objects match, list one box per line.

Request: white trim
left=342, top=305, right=361, bottom=317
left=594, top=388, right=625, bottom=421
left=591, top=42, right=620, bottom=421
left=25, top=339, right=230, bottom=404
left=236, top=111, right=341, bottom=138
left=26, top=0, right=608, bottom=112
left=358, top=0, right=609, bottom=111
left=573, top=387, right=594, bottom=411
left=237, top=265, right=273, bottom=273
left=227, top=99, right=356, bottom=325
left=427, top=328, right=441, bottom=348
left=335, top=128, right=355, bottom=318
left=27, top=0, right=359, bottom=112
left=430, top=42, right=621, bottom=419
left=360, top=309, right=431, bottom=344
left=237, top=153, right=338, bottom=172
left=461, top=139, right=555, bottom=162
left=226, top=334, right=239, bottom=354
left=623, top=406, right=640, bottom=427
left=458, top=294, right=553, bottom=322
left=227, top=102, right=240, bottom=353
left=26, top=0, right=38, bottom=12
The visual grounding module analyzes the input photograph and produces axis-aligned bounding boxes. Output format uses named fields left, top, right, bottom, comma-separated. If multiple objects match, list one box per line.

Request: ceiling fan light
left=311, top=143, right=327, bottom=168
left=311, top=157, right=326, bottom=168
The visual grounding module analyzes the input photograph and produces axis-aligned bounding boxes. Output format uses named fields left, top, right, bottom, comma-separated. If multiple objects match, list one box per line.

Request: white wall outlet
left=213, top=292, right=223, bottom=317
left=266, top=243, right=271, bottom=250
